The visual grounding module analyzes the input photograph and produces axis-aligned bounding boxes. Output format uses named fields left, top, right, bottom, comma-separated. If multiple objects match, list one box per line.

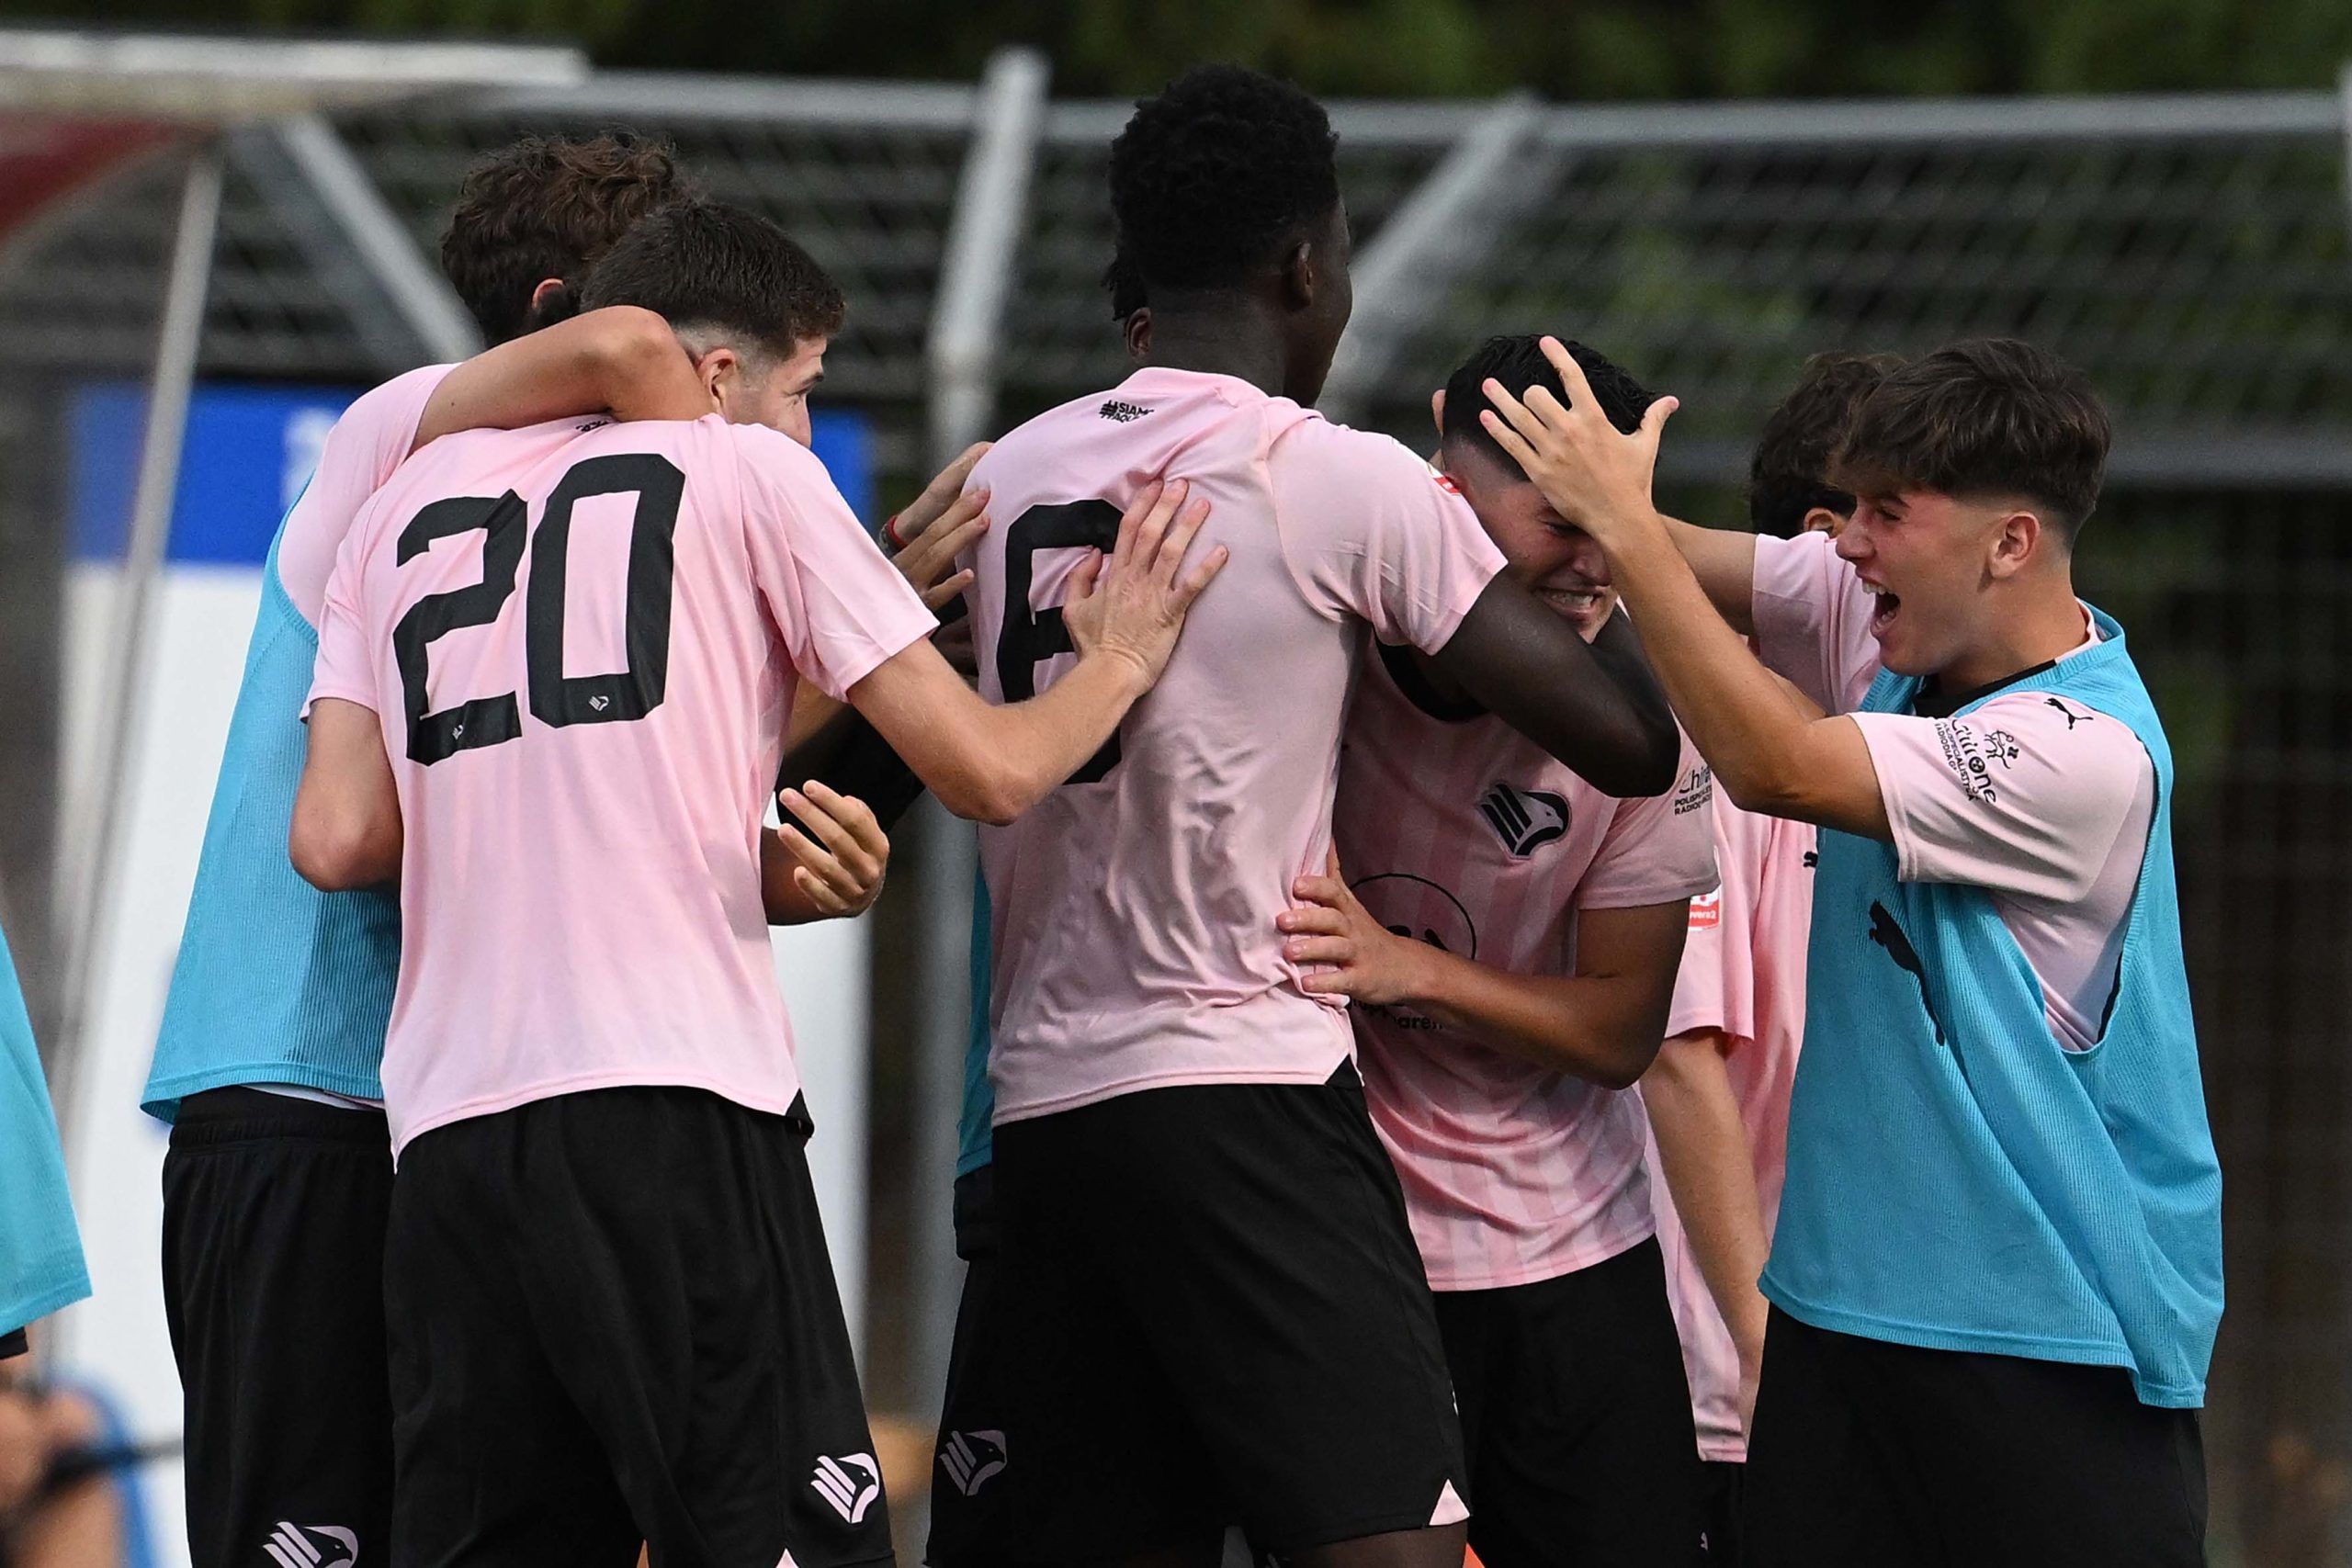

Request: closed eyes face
left=1447, top=446, right=1619, bottom=641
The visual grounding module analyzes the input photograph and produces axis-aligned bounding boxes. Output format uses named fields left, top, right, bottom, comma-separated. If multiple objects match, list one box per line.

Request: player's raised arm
left=843, top=480, right=1226, bottom=826
left=1430, top=585, right=1681, bottom=798
left=412, top=304, right=714, bottom=449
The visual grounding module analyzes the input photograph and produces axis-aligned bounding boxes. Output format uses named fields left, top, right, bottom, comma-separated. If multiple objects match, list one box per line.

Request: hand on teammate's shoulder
left=1062, top=479, right=1227, bottom=689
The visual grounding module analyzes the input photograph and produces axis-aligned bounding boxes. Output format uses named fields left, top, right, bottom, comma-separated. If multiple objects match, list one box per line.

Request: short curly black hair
left=1747, top=352, right=1901, bottom=537
left=1108, top=65, right=1340, bottom=295
left=1103, top=243, right=1148, bottom=321
left=1440, top=334, right=1653, bottom=479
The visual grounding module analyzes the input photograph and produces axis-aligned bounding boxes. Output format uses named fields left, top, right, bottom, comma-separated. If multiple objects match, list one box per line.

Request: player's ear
left=526, top=276, right=576, bottom=331
left=1280, top=235, right=1316, bottom=310
left=1987, top=507, right=2040, bottom=580
left=1123, top=306, right=1152, bottom=362
left=1803, top=504, right=1845, bottom=537
left=694, top=345, right=740, bottom=416
left=1430, top=389, right=1447, bottom=438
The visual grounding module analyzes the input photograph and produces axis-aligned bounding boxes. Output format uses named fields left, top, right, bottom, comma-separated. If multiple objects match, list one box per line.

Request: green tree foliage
left=11, top=0, right=2351, bottom=96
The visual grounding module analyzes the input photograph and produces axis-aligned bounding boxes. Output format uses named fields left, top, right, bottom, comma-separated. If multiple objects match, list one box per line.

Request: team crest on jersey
left=1477, top=781, right=1570, bottom=856
left=1097, top=399, right=1150, bottom=423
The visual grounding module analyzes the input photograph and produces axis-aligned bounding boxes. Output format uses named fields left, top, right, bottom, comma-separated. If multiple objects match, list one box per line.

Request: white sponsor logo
left=264, top=1523, right=358, bottom=1568
left=811, top=1452, right=882, bottom=1525
left=937, top=1429, right=1007, bottom=1496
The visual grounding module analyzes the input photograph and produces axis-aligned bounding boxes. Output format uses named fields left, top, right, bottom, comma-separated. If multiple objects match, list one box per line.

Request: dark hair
left=1439, top=334, right=1652, bottom=479
left=1108, top=65, right=1340, bottom=295
left=440, top=133, right=698, bottom=345
left=1103, top=243, right=1148, bottom=321
left=1747, top=352, right=1902, bottom=538
left=579, top=200, right=845, bottom=358
left=1831, top=338, right=2111, bottom=542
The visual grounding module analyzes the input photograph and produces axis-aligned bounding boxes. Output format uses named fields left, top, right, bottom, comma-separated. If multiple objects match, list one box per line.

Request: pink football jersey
left=1646, top=796, right=1816, bottom=1461
left=963, top=367, right=1508, bottom=1124
left=1751, top=530, right=2154, bottom=1049
left=309, top=414, right=937, bottom=1153
left=277, top=365, right=452, bottom=623
left=1337, top=642, right=1719, bottom=1292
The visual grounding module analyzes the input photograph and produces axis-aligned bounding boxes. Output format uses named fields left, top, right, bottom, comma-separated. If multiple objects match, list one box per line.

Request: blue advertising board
left=71, top=382, right=876, bottom=565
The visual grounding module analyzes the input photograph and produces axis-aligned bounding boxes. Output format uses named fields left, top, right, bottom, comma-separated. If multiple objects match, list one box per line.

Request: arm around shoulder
left=413, top=305, right=710, bottom=449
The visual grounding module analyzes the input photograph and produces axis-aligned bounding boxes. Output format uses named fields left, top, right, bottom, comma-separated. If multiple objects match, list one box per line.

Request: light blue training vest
left=1762, top=608, right=2223, bottom=1407
left=141, top=530, right=401, bottom=1119
left=2, top=919, right=90, bottom=1335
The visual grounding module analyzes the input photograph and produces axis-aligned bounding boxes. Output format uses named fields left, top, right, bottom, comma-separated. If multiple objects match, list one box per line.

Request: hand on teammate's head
left=1478, top=337, right=1678, bottom=554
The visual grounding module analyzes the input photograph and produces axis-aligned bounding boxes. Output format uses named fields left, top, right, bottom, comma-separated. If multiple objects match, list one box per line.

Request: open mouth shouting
left=1867, top=585, right=1901, bottom=637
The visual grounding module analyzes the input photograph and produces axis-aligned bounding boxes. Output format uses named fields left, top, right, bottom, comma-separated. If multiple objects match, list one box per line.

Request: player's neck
left=1137, top=308, right=1296, bottom=401
left=1931, top=573, right=2089, bottom=698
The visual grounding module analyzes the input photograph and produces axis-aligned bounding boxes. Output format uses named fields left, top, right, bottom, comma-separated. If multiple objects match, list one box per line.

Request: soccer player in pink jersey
left=1638, top=352, right=1894, bottom=1562
left=288, top=200, right=1224, bottom=1568
left=1276, top=335, right=1720, bottom=1567
left=144, top=134, right=731, bottom=1568
left=961, top=70, right=1679, bottom=1568
left=1484, top=341, right=2221, bottom=1566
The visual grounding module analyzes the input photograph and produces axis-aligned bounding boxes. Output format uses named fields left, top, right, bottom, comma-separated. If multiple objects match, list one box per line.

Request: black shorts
left=384, top=1086, right=889, bottom=1568
left=1744, top=1306, right=2208, bottom=1568
left=162, top=1087, right=396, bottom=1568
left=1431, top=1238, right=1702, bottom=1568
left=928, top=1168, right=1012, bottom=1568
left=989, top=1062, right=1466, bottom=1562
left=1697, top=1461, right=1742, bottom=1564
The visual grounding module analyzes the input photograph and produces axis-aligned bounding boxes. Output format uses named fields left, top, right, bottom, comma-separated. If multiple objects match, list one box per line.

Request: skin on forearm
left=1642, top=1030, right=1772, bottom=1383
left=1607, top=528, right=1889, bottom=838
left=1386, top=900, right=1690, bottom=1091
left=846, top=639, right=1148, bottom=827
left=1661, top=515, right=1760, bottom=635
left=289, top=698, right=403, bottom=890
left=413, top=305, right=709, bottom=450
left=1430, top=579, right=1679, bottom=798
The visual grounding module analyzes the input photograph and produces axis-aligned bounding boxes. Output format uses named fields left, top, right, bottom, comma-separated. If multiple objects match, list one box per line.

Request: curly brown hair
left=439, top=132, right=699, bottom=345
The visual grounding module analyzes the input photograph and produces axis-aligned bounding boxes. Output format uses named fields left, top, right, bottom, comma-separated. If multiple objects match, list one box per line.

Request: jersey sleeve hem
left=1574, top=874, right=1721, bottom=912
left=806, top=615, right=935, bottom=705
left=299, top=682, right=379, bottom=722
